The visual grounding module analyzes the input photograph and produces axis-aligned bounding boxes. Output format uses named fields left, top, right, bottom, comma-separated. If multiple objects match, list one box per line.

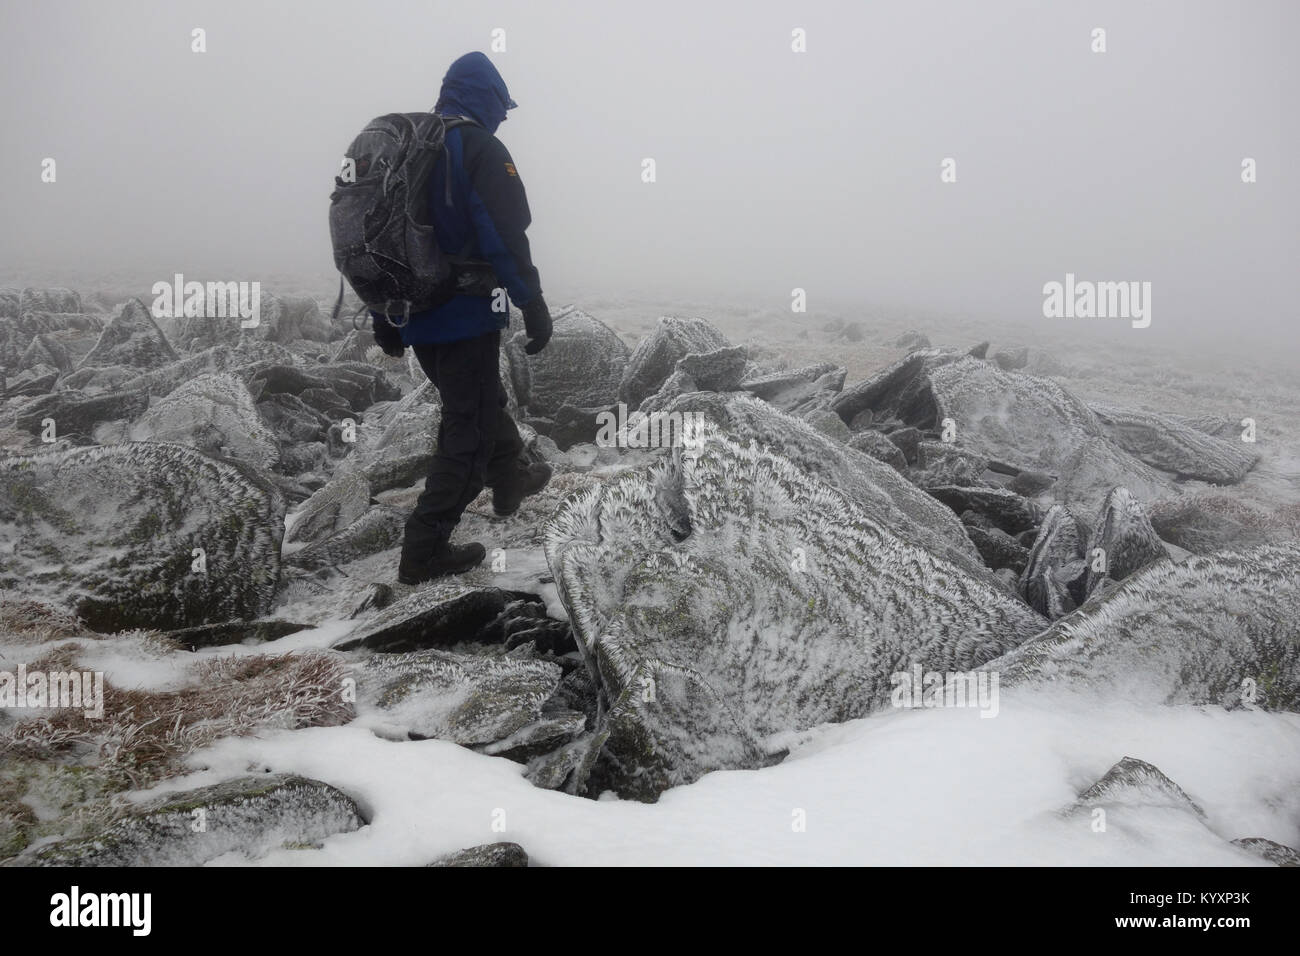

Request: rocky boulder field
left=2, top=285, right=1298, bottom=866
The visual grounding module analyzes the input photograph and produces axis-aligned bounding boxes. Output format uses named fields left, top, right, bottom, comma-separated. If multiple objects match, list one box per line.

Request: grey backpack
left=328, top=111, right=475, bottom=323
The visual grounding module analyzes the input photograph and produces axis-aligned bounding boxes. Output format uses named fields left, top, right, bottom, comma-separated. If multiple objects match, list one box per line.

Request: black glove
left=372, top=316, right=405, bottom=358
left=521, top=295, right=552, bottom=355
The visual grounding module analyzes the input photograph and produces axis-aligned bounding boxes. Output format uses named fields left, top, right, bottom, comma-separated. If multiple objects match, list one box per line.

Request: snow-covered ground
left=136, top=672, right=1300, bottom=866
left=4, top=288, right=1297, bottom=866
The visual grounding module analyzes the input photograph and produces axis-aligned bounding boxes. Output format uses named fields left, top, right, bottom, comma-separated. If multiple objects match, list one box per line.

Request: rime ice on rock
left=994, top=545, right=1300, bottom=709
left=1090, top=403, right=1258, bottom=485
left=618, top=315, right=731, bottom=409
left=1063, top=756, right=1205, bottom=817
left=283, top=504, right=405, bottom=572
left=171, top=292, right=332, bottom=350
left=1019, top=505, right=1087, bottom=619
left=428, top=842, right=529, bottom=866
left=79, top=298, right=178, bottom=371
left=664, top=392, right=991, bottom=580
left=829, top=351, right=1177, bottom=508
left=522, top=307, right=629, bottom=417
left=337, top=380, right=442, bottom=494
left=27, top=774, right=365, bottom=866
left=129, top=372, right=280, bottom=471
left=14, top=388, right=149, bottom=438
left=0, top=442, right=284, bottom=632
left=544, top=421, right=1045, bottom=799
left=286, top=472, right=372, bottom=545
left=1082, top=486, right=1168, bottom=596
left=357, top=649, right=567, bottom=746
left=3, top=287, right=83, bottom=316
left=1230, top=837, right=1300, bottom=866
left=333, top=580, right=548, bottom=652
left=1148, top=493, right=1295, bottom=554
left=120, top=339, right=300, bottom=399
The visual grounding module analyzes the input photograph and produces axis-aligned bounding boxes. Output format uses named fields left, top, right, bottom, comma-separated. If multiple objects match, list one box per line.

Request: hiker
left=370, top=52, right=553, bottom=585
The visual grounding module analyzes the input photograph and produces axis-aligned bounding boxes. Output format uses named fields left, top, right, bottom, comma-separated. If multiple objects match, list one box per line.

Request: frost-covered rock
left=962, top=520, right=1030, bottom=574
left=283, top=503, right=405, bottom=572
left=926, top=485, right=1042, bottom=535
left=246, top=362, right=399, bottom=415
left=258, top=392, right=334, bottom=448
left=1063, top=757, right=1204, bottom=818
left=428, top=842, right=529, bottom=867
left=164, top=619, right=309, bottom=649
left=1083, top=487, right=1167, bottom=595
left=129, top=373, right=279, bottom=471
left=120, top=339, right=300, bottom=399
left=893, top=329, right=930, bottom=349
left=334, top=582, right=551, bottom=653
left=338, top=381, right=441, bottom=494
left=3, top=365, right=60, bottom=399
left=1008, top=469, right=1056, bottom=497
left=619, top=315, right=730, bottom=409
left=830, top=348, right=956, bottom=426
left=27, top=774, right=365, bottom=866
left=329, top=328, right=371, bottom=363
left=6, top=287, right=83, bottom=316
left=847, top=430, right=907, bottom=471
left=1230, top=837, right=1300, bottom=866
left=994, top=545, right=1300, bottom=709
left=0, top=321, right=22, bottom=368
left=674, top=345, right=748, bottom=393
left=262, top=294, right=334, bottom=344
left=927, top=358, right=1131, bottom=481
left=1090, top=403, right=1257, bottom=485
left=286, top=472, right=372, bottom=545
left=502, top=333, right=532, bottom=410
left=1148, top=493, right=1294, bottom=553
left=1019, top=505, right=1086, bottom=619
left=663, top=392, right=990, bottom=580
left=1049, top=436, right=1170, bottom=509
left=802, top=407, right=852, bottom=442
left=991, top=346, right=1029, bottom=370
left=740, top=362, right=840, bottom=407
left=0, top=442, right=284, bottom=631
left=170, top=292, right=333, bottom=349
left=19, top=333, right=73, bottom=374
left=637, top=368, right=698, bottom=416
left=348, top=582, right=395, bottom=619
left=522, top=307, right=628, bottom=417
left=14, top=387, right=149, bottom=438
left=831, top=353, right=1172, bottom=507
left=1176, top=414, right=1245, bottom=442
left=357, top=649, right=563, bottom=745
left=78, top=299, right=178, bottom=371
left=544, top=421, right=1045, bottom=799
left=911, top=441, right=990, bottom=488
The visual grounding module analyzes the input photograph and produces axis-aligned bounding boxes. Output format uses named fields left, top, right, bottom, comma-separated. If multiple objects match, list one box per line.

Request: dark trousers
left=403, top=330, right=523, bottom=556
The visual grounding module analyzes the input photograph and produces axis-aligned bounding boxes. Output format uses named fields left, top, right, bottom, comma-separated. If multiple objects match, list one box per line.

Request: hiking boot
left=492, top=460, right=553, bottom=517
left=398, top=540, right=487, bottom=585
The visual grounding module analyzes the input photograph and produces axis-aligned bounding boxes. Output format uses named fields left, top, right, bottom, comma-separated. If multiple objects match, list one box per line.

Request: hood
left=434, top=52, right=516, bottom=134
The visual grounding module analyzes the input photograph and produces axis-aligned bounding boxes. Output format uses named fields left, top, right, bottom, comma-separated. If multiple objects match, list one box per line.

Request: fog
left=1, top=0, right=1295, bottom=346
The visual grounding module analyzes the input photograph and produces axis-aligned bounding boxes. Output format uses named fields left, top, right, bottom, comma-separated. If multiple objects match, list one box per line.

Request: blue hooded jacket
left=373, top=52, right=542, bottom=346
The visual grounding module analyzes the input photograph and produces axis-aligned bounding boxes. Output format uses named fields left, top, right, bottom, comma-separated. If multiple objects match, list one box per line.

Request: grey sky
left=1, top=0, right=1295, bottom=344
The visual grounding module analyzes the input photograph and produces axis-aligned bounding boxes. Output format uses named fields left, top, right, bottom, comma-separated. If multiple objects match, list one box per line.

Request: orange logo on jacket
left=503, top=162, right=517, bottom=176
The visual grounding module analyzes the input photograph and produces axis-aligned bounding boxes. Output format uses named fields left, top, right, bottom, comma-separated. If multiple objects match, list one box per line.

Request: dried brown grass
left=1, top=649, right=355, bottom=790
